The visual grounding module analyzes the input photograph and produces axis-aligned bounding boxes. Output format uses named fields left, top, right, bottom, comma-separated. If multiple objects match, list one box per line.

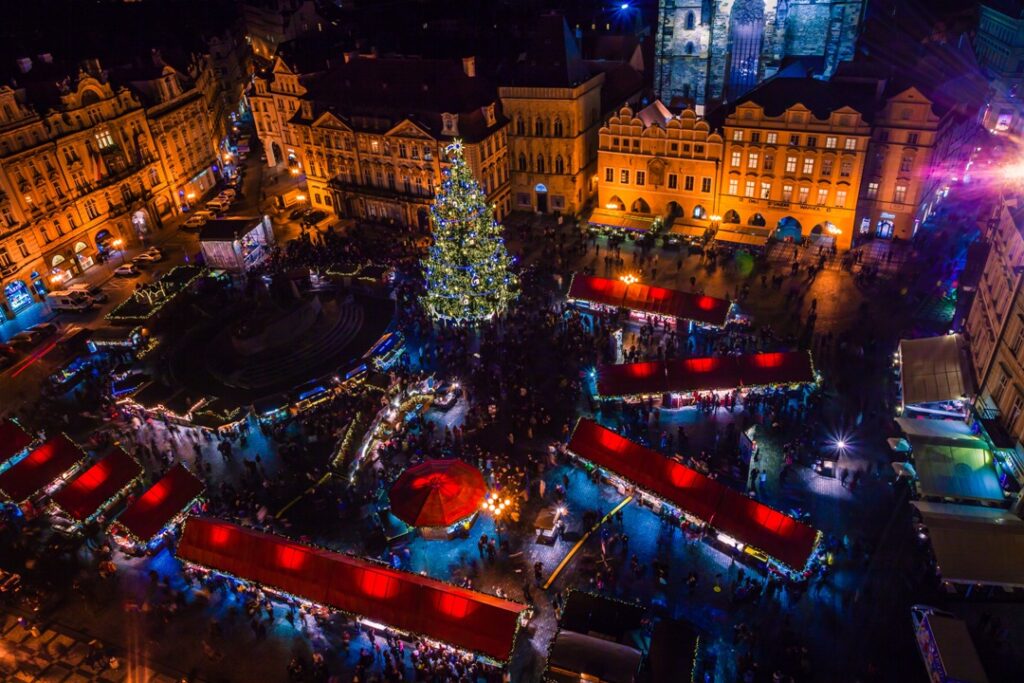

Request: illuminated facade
left=0, top=54, right=231, bottom=322
left=966, top=193, right=1024, bottom=445
left=252, top=55, right=511, bottom=228
left=974, top=0, right=1024, bottom=135
left=655, top=0, right=864, bottom=107
left=597, top=102, right=723, bottom=228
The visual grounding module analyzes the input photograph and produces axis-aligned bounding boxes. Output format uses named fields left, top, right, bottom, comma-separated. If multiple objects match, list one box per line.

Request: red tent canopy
left=568, top=274, right=731, bottom=327
left=52, top=449, right=142, bottom=522
left=116, top=464, right=205, bottom=542
left=0, top=434, right=88, bottom=503
left=597, top=351, right=815, bottom=397
left=177, top=517, right=527, bottom=661
left=0, top=419, right=33, bottom=468
left=389, top=459, right=487, bottom=528
left=567, top=419, right=818, bottom=570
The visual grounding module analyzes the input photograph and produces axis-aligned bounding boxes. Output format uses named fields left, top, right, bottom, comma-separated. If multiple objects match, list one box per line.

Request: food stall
left=0, top=419, right=35, bottom=475
left=0, top=434, right=90, bottom=509
left=912, top=605, right=990, bottom=683
left=111, top=463, right=205, bottom=554
left=48, top=449, right=143, bottom=534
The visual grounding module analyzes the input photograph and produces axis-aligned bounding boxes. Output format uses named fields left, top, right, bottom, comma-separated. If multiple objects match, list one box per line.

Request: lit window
left=747, top=152, right=759, bottom=169
left=835, top=190, right=847, bottom=207
left=766, top=132, right=778, bottom=144
left=731, top=151, right=742, bottom=167
left=844, top=138, right=857, bottom=150
left=785, top=156, right=797, bottom=173
left=894, top=184, right=907, bottom=203
left=620, top=169, right=629, bottom=184
left=797, top=186, right=809, bottom=204
left=825, top=136, right=837, bottom=149
left=816, top=188, right=828, bottom=205
left=728, top=178, right=738, bottom=195
left=782, top=184, right=793, bottom=201
left=802, top=157, right=814, bottom=175
left=760, top=182, right=771, bottom=199
left=866, top=182, right=879, bottom=199
left=744, top=180, right=755, bottom=197
left=732, top=130, right=743, bottom=141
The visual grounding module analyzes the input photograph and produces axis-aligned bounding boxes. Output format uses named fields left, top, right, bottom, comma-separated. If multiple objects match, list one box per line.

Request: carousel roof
left=389, top=459, right=487, bottom=528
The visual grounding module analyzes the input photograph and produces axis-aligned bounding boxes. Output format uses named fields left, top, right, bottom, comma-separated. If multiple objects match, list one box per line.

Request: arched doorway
left=693, top=204, right=707, bottom=219
left=29, top=271, right=46, bottom=296
left=535, top=183, right=548, bottom=213
left=774, top=216, right=803, bottom=243
left=748, top=213, right=766, bottom=226
left=270, top=141, right=283, bottom=166
left=95, top=229, right=113, bottom=252
left=4, top=280, right=32, bottom=313
left=723, top=209, right=740, bottom=224
left=631, top=197, right=651, bottom=214
left=73, top=241, right=94, bottom=271
left=606, top=195, right=625, bottom=211
left=132, top=209, right=149, bottom=240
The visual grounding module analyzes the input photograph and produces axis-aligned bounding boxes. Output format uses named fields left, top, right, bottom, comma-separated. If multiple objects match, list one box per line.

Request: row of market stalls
left=0, top=419, right=205, bottom=551
left=595, top=351, right=817, bottom=399
left=174, top=516, right=528, bottom=664
left=567, top=419, right=821, bottom=575
left=567, top=273, right=733, bottom=328
left=892, top=335, right=1024, bottom=597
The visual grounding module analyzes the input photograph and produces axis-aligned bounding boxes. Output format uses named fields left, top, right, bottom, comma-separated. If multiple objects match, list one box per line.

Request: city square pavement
left=1, top=167, right=1010, bottom=682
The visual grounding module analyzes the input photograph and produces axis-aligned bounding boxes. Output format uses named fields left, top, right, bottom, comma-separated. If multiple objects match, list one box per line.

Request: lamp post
left=111, top=238, right=125, bottom=266
left=481, top=492, right=512, bottom=544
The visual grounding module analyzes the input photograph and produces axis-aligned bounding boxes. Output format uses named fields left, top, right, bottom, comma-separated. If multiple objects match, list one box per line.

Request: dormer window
left=442, top=112, right=459, bottom=136
left=483, top=104, right=496, bottom=127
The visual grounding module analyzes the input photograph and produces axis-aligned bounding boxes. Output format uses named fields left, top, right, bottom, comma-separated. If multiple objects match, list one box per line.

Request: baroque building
left=655, top=0, right=864, bottom=107
left=252, top=53, right=510, bottom=228
left=0, top=51, right=236, bottom=324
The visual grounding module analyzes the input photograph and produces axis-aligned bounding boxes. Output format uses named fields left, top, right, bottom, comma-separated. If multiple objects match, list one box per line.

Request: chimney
left=462, top=56, right=476, bottom=78
left=16, top=58, right=31, bottom=74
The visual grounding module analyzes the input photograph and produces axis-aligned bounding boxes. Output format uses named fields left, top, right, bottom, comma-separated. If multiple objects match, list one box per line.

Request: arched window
left=554, top=155, right=564, bottom=174
left=534, top=118, right=544, bottom=137
left=685, top=11, right=695, bottom=30
left=516, top=118, right=525, bottom=135
left=536, top=155, right=545, bottom=173
left=685, top=42, right=695, bottom=55
left=553, top=119, right=563, bottom=137
left=518, top=153, right=527, bottom=171
left=693, top=204, right=706, bottom=219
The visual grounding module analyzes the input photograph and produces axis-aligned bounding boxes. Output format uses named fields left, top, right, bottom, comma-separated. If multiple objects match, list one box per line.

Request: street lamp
left=481, top=492, right=512, bottom=543
left=111, top=238, right=125, bottom=266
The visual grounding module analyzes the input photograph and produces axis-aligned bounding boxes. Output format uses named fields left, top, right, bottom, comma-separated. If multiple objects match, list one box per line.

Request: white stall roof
left=911, top=438, right=1003, bottom=503
left=913, top=501, right=1024, bottom=588
left=899, top=335, right=971, bottom=406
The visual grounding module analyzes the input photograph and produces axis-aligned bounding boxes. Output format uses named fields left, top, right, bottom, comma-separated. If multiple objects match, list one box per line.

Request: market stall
left=0, top=419, right=34, bottom=474
left=0, top=434, right=90, bottom=505
left=388, top=459, right=486, bottom=540
left=596, top=351, right=816, bottom=399
left=175, top=517, right=528, bottom=663
left=897, top=335, right=972, bottom=417
left=567, top=273, right=731, bottom=327
left=907, top=437, right=1003, bottom=504
left=111, top=464, right=205, bottom=551
left=49, top=449, right=143, bottom=532
left=567, top=419, right=820, bottom=574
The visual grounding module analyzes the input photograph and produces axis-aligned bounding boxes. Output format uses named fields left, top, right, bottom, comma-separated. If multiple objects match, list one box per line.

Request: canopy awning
left=546, top=631, right=642, bottom=683
left=115, top=464, right=205, bottom=542
left=671, top=224, right=707, bottom=239
left=0, top=419, right=33, bottom=468
left=176, top=517, right=527, bottom=661
left=51, top=449, right=142, bottom=522
left=713, top=230, right=769, bottom=248
left=0, top=434, right=88, bottom=503
left=587, top=209, right=658, bottom=232
left=567, top=419, right=818, bottom=570
left=909, top=437, right=1003, bottom=503
left=899, top=335, right=972, bottom=406
left=388, top=459, right=486, bottom=528
left=913, top=501, right=1024, bottom=588
left=568, top=273, right=731, bottom=327
left=597, top=351, right=816, bottom=397
left=895, top=417, right=984, bottom=446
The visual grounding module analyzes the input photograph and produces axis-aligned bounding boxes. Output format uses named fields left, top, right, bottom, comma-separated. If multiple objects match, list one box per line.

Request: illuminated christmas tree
left=420, top=140, right=518, bottom=323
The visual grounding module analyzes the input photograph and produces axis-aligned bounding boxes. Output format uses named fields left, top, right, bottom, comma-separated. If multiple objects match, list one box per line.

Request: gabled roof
left=0, top=434, right=88, bottom=503
left=115, top=463, right=205, bottom=542
left=51, top=448, right=142, bottom=522
left=706, top=76, right=878, bottom=128
left=504, top=13, right=591, bottom=88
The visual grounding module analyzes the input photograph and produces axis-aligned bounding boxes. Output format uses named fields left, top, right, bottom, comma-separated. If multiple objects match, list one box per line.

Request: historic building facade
left=718, top=97, right=870, bottom=250
left=965, top=193, right=1024, bottom=445
left=0, top=52, right=235, bottom=324
left=252, top=54, right=510, bottom=229
left=974, top=0, right=1024, bottom=136
left=597, top=102, right=723, bottom=227
left=655, top=0, right=864, bottom=107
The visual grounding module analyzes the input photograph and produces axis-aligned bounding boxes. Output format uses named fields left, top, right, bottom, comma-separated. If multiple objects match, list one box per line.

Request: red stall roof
left=597, top=351, right=815, bottom=397
left=568, top=274, right=731, bottom=327
left=52, top=449, right=143, bottom=522
left=567, top=419, right=818, bottom=570
left=177, top=517, right=527, bottom=661
left=0, top=419, right=33, bottom=467
left=0, top=434, right=88, bottom=503
left=116, top=464, right=205, bottom=542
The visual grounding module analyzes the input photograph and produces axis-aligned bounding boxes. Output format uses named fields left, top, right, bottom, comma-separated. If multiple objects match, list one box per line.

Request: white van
left=46, top=290, right=94, bottom=312
left=206, top=198, right=231, bottom=213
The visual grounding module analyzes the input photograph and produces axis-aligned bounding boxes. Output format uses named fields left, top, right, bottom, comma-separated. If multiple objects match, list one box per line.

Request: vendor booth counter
left=567, top=419, right=820, bottom=574
left=567, top=273, right=731, bottom=328
left=175, top=517, right=528, bottom=663
left=596, top=351, right=816, bottom=399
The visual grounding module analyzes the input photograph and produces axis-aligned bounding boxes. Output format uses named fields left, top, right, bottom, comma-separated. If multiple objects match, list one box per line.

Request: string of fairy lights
left=420, top=140, right=518, bottom=323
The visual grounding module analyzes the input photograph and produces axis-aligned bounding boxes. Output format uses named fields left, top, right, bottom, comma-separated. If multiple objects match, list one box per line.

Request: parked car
left=9, top=323, right=58, bottom=348
left=132, top=253, right=159, bottom=266
left=219, top=188, right=236, bottom=200
left=289, top=207, right=311, bottom=221
left=45, top=290, right=94, bottom=312
left=114, top=264, right=140, bottom=277
left=206, top=198, right=230, bottom=213
left=183, top=211, right=212, bottom=230
left=302, top=210, right=328, bottom=226
left=143, top=246, right=164, bottom=261
left=66, top=283, right=108, bottom=303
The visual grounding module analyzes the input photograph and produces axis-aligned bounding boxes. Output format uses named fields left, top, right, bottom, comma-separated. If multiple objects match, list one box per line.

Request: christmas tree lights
left=420, top=140, right=517, bottom=323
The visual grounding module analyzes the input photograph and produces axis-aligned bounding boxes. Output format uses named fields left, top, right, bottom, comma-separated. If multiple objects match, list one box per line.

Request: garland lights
left=420, top=140, right=517, bottom=323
